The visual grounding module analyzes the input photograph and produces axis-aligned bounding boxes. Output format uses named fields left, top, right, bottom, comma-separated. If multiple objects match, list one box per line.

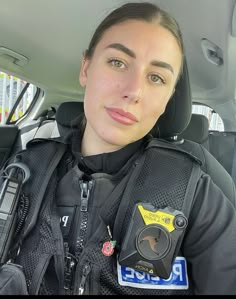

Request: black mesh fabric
left=75, top=146, right=195, bottom=295
left=13, top=141, right=65, bottom=294
left=15, top=173, right=58, bottom=293
left=12, top=140, right=196, bottom=295
left=100, top=148, right=193, bottom=295
left=18, top=141, right=63, bottom=237
left=121, top=148, right=191, bottom=235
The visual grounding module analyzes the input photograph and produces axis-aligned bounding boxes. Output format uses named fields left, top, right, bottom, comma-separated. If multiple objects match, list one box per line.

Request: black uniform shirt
left=71, top=128, right=146, bottom=175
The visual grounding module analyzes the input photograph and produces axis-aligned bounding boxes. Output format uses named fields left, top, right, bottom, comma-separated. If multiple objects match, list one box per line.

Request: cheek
left=146, top=95, right=170, bottom=118
left=83, top=71, right=122, bottom=120
left=141, top=95, right=171, bottom=130
left=142, top=107, right=161, bottom=130
left=85, top=70, right=120, bottom=101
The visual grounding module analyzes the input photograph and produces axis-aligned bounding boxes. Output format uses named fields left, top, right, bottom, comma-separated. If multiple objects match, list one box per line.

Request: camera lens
left=174, top=215, right=188, bottom=229
left=136, top=224, right=171, bottom=260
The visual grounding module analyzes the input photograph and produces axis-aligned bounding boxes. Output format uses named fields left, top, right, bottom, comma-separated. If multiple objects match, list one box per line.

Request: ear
left=79, top=55, right=90, bottom=87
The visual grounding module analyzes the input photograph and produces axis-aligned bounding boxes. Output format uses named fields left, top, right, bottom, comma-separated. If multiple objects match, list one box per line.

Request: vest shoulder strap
left=17, top=139, right=67, bottom=240
left=146, top=138, right=202, bottom=215
left=146, top=137, right=203, bottom=165
left=113, top=138, right=202, bottom=244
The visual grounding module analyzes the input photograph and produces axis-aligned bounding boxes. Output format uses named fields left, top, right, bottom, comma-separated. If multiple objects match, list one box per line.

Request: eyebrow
left=151, top=60, right=174, bottom=75
left=105, top=43, right=174, bottom=75
left=106, top=43, right=136, bottom=58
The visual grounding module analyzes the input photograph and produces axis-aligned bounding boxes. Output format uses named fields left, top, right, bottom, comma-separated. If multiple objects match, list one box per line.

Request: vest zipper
left=78, top=263, right=91, bottom=295
left=75, top=180, right=93, bottom=258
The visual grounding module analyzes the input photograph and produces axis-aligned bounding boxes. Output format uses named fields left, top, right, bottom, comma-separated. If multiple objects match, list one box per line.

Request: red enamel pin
left=102, top=226, right=116, bottom=256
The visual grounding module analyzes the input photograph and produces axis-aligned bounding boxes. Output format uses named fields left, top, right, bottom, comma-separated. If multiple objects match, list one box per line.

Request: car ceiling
left=0, top=0, right=236, bottom=129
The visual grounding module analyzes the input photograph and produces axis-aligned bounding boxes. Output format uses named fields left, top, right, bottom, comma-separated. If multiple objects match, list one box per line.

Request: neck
left=81, top=124, right=123, bottom=156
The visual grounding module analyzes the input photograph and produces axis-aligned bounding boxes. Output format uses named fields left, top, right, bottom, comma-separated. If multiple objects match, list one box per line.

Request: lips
left=105, top=107, right=138, bottom=125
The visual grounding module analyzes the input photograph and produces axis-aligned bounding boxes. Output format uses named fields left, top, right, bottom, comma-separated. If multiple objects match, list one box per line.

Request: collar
left=71, top=129, right=145, bottom=175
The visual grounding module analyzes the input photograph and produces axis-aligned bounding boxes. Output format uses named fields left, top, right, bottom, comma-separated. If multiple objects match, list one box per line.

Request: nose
left=122, top=71, right=144, bottom=103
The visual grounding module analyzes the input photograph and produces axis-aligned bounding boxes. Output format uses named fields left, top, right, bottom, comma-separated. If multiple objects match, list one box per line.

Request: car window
left=0, top=71, right=38, bottom=124
left=192, top=104, right=224, bottom=132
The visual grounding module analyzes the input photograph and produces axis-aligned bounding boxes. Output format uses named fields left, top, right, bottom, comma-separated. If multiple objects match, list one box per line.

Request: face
left=80, top=20, right=182, bottom=153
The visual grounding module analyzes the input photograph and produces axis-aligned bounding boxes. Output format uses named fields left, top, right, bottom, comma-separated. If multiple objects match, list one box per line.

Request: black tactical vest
left=7, top=138, right=201, bottom=295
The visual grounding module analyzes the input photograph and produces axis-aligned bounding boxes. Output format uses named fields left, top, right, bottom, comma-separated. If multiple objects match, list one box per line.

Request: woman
left=1, top=1, right=236, bottom=295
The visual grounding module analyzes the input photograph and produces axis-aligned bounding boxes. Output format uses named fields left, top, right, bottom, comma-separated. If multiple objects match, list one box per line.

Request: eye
left=149, top=74, right=165, bottom=85
left=108, top=58, right=126, bottom=69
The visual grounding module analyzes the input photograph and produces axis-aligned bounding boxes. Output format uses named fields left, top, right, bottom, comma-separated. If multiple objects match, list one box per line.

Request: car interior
left=1, top=0, right=236, bottom=204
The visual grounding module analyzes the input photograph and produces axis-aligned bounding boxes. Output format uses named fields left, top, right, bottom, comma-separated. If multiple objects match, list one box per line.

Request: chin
left=99, top=128, right=142, bottom=148
left=101, top=134, right=130, bottom=148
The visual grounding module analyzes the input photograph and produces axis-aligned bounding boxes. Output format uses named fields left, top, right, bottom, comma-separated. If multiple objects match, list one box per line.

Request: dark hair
left=85, top=2, right=184, bottom=74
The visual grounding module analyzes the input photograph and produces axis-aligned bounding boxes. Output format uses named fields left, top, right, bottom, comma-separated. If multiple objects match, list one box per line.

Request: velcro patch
left=117, top=257, right=188, bottom=289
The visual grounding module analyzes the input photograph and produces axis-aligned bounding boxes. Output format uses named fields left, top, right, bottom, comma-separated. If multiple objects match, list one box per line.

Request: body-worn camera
left=118, top=203, right=188, bottom=279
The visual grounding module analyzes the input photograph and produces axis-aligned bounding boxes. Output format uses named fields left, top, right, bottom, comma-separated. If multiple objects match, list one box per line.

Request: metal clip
left=64, top=243, right=78, bottom=292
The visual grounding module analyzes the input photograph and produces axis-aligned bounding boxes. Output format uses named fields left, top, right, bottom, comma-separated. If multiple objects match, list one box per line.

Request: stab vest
left=7, top=137, right=202, bottom=295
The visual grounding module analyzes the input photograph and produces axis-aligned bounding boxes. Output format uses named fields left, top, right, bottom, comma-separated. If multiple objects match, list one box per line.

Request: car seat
left=179, top=113, right=210, bottom=150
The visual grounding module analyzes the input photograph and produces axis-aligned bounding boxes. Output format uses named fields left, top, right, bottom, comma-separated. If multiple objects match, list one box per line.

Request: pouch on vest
left=0, top=262, right=28, bottom=295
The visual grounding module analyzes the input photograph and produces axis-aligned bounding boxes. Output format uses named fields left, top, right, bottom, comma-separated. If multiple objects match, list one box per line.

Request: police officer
left=1, top=1, right=236, bottom=295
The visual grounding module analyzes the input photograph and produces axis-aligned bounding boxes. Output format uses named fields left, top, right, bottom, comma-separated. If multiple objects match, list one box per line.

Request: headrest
left=180, top=113, right=209, bottom=144
left=154, top=58, right=192, bottom=138
left=56, top=58, right=191, bottom=137
left=56, top=101, right=84, bottom=127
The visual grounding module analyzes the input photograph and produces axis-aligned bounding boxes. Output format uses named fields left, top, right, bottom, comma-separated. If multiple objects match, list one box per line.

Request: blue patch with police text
left=117, top=257, right=188, bottom=289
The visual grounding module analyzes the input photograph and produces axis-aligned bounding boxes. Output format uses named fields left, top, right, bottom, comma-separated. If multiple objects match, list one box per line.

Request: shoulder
left=144, top=137, right=202, bottom=166
left=194, top=171, right=235, bottom=208
left=186, top=172, right=236, bottom=245
left=25, top=137, right=68, bottom=152
left=17, top=138, right=68, bottom=167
